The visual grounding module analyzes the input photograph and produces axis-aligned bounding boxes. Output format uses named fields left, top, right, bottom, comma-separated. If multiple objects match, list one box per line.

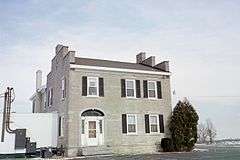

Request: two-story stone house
left=30, top=44, right=172, bottom=157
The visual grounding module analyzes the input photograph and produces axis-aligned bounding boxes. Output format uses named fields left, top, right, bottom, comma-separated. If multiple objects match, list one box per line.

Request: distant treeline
left=215, top=139, right=240, bottom=142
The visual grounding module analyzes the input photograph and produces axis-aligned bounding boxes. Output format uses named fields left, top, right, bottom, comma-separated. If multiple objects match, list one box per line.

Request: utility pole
left=1, top=87, right=15, bottom=142
left=1, top=91, right=7, bottom=142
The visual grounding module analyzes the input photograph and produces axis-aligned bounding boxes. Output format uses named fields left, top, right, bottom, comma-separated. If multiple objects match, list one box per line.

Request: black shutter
left=99, top=77, right=104, bottom=97
left=58, top=117, right=61, bottom=136
left=82, top=76, right=87, bottom=96
left=121, top=79, right=126, bottom=97
left=136, top=80, right=141, bottom=98
left=157, top=81, right=162, bottom=99
left=159, top=114, right=164, bottom=133
left=122, top=114, right=127, bottom=133
left=143, top=80, right=148, bottom=98
left=145, top=114, right=150, bottom=133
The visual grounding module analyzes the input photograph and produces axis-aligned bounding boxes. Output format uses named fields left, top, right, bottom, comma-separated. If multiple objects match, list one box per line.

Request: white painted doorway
left=80, top=109, right=104, bottom=146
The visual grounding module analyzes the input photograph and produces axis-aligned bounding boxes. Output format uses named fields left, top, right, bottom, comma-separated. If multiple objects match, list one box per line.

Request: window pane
left=89, top=121, right=96, bottom=129
left=99, top=120, right=103, bottom=134
left=89, top=130, right=96, bottom=138
left=148, top=82, right=155, bottom=90
left=128, top=124, right=136, bottom=132
left=62, top=79, right=65, bottom=98
left=126, top=89, right=134, bottom=97
left=128, top=115, right=136, bottom=124
left=62, top=79, right=65, bottom=90
left=88, top=121, right=96, bottom=138
left=149, top=90, right=156, bottom=98
left=89, top=87, right=97, bottom=95
left=81, top=120, right=85, bottom=134
left=151, top=124, right=158, bottom=132
left=89, top=78, right=97, bottom=87
left=126, top=81, right=134, bottom=89
left=61, top=117, right=64, bottom=136
left=89, top=81, right=96, bottom=87
left=150, top=116, right=157, bottom=124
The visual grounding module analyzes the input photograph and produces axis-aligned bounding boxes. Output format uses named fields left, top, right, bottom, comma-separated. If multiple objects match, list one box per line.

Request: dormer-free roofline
left=70, top=64, right=171, bottom=76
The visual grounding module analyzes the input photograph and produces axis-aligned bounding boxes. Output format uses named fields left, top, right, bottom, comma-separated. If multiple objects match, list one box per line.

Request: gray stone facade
left=30, top=44, right=172, bottom=157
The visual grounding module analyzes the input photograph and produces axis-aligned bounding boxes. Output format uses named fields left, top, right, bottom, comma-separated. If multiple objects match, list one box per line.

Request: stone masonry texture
left=36, top=45, right=172, bottom=157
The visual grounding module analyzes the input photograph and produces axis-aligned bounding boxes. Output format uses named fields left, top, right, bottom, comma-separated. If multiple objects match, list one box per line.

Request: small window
left=127, top=114, right=137, bottom=134
left=87, top=77, right=99, bottom=96
left=126, top=80, right=135, bottom=98
left=148, top=81, right=157, bottom=98
left=59, top=116, right=64, bottom=136
left=61, top=77, right=66, bottom=99
left=150, top=115, right=159, bottom=133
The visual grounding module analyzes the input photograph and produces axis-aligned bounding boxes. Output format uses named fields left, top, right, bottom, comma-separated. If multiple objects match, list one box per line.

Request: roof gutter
left=70, top=64, right=171, bottom=76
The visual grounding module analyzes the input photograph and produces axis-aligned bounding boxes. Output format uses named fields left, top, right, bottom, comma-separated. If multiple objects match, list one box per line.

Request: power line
left=188, top=96, right=240, bottom=98
left=172, top=92, right=240, bottom=99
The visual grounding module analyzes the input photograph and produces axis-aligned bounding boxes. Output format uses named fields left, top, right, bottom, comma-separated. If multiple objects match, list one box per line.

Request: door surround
left=80, top=109, right=104, bottom=146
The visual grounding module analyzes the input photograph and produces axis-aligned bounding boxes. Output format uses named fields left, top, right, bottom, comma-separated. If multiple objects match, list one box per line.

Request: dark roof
left=74, top=57, right=167, bottom=72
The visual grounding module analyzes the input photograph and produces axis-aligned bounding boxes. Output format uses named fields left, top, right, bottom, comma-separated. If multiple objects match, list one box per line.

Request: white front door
left=86, top=117, right=98, bottom=146
left=81, top=116, right=104, bottom=146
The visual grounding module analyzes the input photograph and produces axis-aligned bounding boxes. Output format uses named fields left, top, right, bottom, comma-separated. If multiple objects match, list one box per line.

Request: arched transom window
left=81, top=109, right=104, bottom=117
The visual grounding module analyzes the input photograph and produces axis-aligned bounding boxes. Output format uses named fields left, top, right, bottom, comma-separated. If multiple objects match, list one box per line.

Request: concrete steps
left=81, top=146, right=112, bottom=156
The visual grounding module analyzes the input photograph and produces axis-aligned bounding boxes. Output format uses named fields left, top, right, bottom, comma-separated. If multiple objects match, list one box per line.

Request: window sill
left=126, top=133, right=138, bottom=136
left=148, top=132, right=163, bottom=135
left=125, top=97, right=138, bottom=100
left=150, top=132, right=160, bottom=134
left=147, top=98, right=159, bottom=101
left=86, top=95, right=99, bottom=98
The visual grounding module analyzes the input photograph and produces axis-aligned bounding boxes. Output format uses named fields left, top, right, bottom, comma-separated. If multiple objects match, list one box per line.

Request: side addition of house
left=30, top=44, right=172, bottom=157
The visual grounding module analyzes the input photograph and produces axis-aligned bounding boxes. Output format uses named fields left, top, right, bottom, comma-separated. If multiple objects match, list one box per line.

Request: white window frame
left=125, top=79, right=136, bottom=98
left=61, top=77, right=66, bottom=100
left=149, top=114, right=159, bottom=134
left=148, top=81, right=157, bottom=99
left=87, top=77, right=99, bottom=97
left=59, top=116, right=64, bottom=137
left=126, top=114, right=137, bottom=135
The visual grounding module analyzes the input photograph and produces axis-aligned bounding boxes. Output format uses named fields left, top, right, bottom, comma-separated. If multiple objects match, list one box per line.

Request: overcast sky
left=0, top=0, right=240, bottom=139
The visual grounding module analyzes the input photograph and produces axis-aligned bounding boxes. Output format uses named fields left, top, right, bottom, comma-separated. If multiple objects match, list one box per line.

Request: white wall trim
left=70, top=64, right=171, bottom=76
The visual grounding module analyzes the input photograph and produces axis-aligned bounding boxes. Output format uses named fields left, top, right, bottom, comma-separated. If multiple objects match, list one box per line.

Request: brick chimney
left=136, top=52, right=146, bottom=64
left=68, top=51, right=76, bottom=63
left=154, top=61, right=169, bottom=72
left=55, top=44, right=68, bottom=57
left=36, top=70, right=42, bottom=91
left=141, top=56, right=155, bottom=67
